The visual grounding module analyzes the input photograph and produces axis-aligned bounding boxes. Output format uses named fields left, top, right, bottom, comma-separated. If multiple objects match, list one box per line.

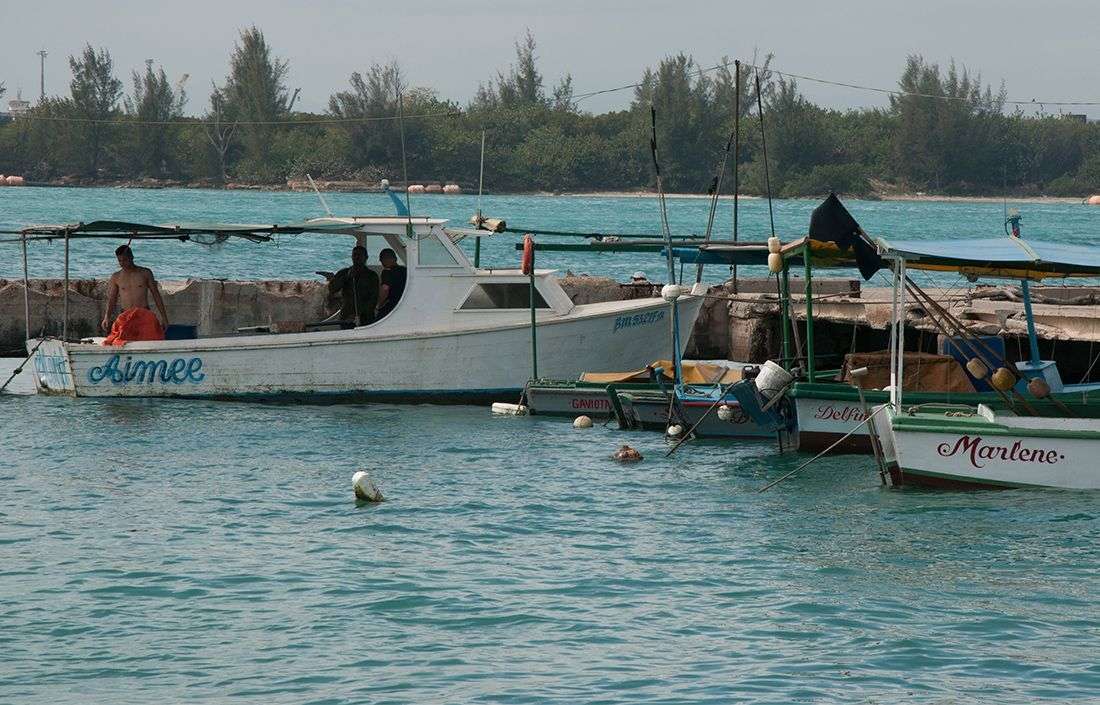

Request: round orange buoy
left=991, top=367, right=1015, bottom=391
left=1027, top=377, right=1051, bottom=398
left=966, top=357, right=989, bottom=379
left=1087, top=195, right=1100, bottom=205
left=521, top=234, right=534, bottom=275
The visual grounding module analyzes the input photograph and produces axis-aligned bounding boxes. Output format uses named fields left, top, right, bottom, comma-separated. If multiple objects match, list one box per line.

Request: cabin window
left=460, top=283, right=550, bottom=310
left=418, top=235, right=460, bottom=267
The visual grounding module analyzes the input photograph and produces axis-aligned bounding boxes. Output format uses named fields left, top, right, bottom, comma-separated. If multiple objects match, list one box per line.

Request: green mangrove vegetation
left=2, top=27, right=1099, bottom=197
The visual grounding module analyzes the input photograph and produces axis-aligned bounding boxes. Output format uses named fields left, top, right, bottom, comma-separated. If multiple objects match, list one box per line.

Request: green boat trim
left=789, top=381, right=1100, bottom=406
left=890, top=405, right=1100, bottom=441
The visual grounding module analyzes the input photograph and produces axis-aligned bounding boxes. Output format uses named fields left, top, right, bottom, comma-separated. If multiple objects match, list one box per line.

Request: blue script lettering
left=88, top=354, right=205, bottom=386
left=613, top=309, right=665, bottom=333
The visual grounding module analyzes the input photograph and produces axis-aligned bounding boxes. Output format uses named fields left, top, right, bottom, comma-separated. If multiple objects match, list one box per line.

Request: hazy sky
left=3, top=0, right=1100, bottom=117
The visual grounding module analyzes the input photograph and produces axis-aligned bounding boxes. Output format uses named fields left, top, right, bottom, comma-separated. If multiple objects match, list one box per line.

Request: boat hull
left=793, top=394, right=875, bottom=454
left=30, top=298, right=702, bottom=402
left=790, top=382, right=1099, bottom=455
left=525, top=382, right=646, bottom=418
left=879, top=404, right=1100, bottom=490
left=616, top=390, right=777, bottom=438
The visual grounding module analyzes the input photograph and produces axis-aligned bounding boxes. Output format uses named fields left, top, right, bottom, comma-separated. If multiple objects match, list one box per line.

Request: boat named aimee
left=16, top=216, right=703, bottom=402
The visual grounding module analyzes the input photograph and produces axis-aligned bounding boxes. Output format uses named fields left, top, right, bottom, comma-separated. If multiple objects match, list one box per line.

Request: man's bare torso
left=111, top=266, right=155, bottom=310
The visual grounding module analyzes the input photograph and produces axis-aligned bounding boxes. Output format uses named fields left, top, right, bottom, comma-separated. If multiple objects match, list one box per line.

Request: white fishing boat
left=13, top=216, right=703, bottom=402
left=874, top=235, right=1100, bottom=489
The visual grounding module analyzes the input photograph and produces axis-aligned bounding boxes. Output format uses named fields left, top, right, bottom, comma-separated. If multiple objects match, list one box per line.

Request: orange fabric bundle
left=103, top=308, right=165, bottom=346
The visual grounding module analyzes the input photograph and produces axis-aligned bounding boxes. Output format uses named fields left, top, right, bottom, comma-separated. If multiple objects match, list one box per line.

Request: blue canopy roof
left=876, top=236, right=1100, bottom=279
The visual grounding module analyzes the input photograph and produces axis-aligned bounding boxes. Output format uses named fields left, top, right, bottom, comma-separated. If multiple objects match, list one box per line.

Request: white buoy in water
left=717, top=404, right=733, bottom=421
left=573, top=415, right=593, bottom=428
left=667, top=424, right=684, bottom=437
left=491, top=402, right=528, bottom=416
left=352, top=470, right=384, bottom=502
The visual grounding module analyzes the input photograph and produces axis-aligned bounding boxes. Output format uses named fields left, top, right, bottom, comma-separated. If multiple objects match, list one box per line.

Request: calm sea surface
left=2, top=188, right=1099, bottom=703
left=3, top=186, right=1100, bottom=284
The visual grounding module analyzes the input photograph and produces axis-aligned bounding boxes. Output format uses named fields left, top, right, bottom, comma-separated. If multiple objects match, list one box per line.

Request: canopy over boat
left=2, top=217, right=443, bottom=244
left=874, top=236, right=1100, bottom=279
left=579, top=359, right=741, bottom=385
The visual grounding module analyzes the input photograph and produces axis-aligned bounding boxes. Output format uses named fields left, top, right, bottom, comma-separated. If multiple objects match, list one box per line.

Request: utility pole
left=36, top=50, right=47, bottom=101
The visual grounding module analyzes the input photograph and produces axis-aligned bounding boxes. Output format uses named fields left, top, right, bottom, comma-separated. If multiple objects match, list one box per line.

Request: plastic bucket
left=754, top=360, right=793, bottom=398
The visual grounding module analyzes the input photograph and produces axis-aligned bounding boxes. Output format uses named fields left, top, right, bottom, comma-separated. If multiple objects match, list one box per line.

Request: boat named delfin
left=19, top=216, right=703, bottom=402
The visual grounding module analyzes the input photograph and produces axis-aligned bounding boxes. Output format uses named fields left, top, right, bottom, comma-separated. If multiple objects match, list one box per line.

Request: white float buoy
left=491, top=402, right=528, bottom=416
left=717, top=404, right=733, bottom=421
left=667, top=424, right=684, bottom=437
left=661, top=284, right=683, bottom=302
left=380, top=178, right=390, bottom=190
left=767, top=236, right=781, bottom=254
left=573, top=415, right=593, bottom=428
left=352, top=470, right=384, bottom=502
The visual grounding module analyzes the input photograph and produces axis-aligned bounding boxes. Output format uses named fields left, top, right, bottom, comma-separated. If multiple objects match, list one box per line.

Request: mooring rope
left=0, top=337, right=48, bottom=395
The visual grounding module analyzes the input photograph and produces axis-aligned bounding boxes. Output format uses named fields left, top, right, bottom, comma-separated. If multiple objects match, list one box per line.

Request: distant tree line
left=2, top=27, right=1099, bottom=197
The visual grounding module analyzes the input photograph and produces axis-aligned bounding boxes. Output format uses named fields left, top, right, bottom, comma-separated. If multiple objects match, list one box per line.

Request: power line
left=574, top=56, right=1100, bottom=108
left=13, top=57, right=1100, bottom=129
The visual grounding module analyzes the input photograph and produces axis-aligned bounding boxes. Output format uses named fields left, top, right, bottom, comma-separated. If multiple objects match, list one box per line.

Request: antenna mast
left=36, top=50, right=48, bottom=101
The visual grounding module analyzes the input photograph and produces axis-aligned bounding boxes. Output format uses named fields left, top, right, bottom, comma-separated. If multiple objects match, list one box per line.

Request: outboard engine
left=728, top=361, right=795, bottom=432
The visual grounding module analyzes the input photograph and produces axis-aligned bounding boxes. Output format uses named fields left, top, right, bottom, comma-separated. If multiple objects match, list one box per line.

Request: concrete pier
left=3, top=275, right=1100, bottom=382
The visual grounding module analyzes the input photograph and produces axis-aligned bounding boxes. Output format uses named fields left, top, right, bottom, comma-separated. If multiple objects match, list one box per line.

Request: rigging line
left=397, top=85, right=415, bottom=240
left=697, top=86, right=738, bottom=284
left=754, top=70, right=776, bottom=239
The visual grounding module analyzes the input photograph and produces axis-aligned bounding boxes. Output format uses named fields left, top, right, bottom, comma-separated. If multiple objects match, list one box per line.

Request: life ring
left=521, top=234, right=534, bottom=275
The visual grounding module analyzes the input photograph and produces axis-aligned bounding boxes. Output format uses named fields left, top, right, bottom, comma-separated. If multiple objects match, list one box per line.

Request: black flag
left=807, top=193, right=882, bottom=280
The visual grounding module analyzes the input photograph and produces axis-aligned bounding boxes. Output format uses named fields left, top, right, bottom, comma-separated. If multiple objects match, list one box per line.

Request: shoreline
left=2, top=180, right=1089, bottom=204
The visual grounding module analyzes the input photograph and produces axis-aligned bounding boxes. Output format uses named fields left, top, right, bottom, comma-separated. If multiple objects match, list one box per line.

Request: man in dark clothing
left=376, top=248, right=408, bottom=319
left=327, top=245, right=380, bottom=327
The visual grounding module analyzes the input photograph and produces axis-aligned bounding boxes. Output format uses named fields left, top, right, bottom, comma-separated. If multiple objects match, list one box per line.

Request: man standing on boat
left=100, top=245, right=170, bottom=346
left=376, top=248, right=407, bottom=319
left=327, top=245, right=379, bottom=327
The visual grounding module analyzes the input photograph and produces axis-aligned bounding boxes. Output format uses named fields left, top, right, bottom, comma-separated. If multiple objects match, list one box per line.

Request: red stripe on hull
left=797, top=430, right=873, bottom=455
left=886, top=463, right=1009, bottom=490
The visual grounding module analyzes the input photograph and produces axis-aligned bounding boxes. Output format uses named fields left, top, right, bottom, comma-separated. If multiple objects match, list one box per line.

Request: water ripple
left=1, top=388, right=1099, bottom=702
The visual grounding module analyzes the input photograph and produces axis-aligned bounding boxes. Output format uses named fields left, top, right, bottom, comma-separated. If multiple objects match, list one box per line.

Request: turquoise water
left=2, top=189, right=1100, bottom=703
left=3, top=186, right=1100, bottom=285
left=3, top=394, right=1099, bottom=703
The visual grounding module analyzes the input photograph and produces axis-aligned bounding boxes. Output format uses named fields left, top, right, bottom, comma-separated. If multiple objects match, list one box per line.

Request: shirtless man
left=100, top=245, right=170, bottom=344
